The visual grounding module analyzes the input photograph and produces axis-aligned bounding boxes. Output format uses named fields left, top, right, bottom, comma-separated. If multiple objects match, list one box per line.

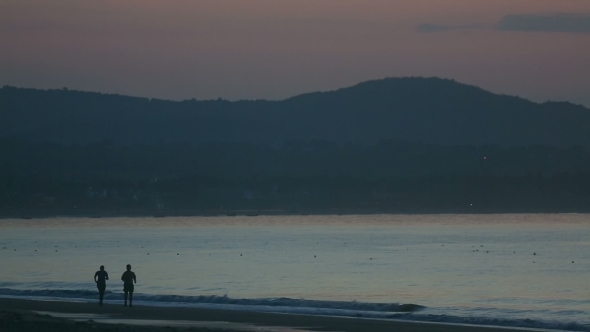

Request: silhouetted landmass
left=0, top=138, right=589, bottom=216
left=1, top=77, right=590, bottom=146
left=1, top=77, right=590, bottom=216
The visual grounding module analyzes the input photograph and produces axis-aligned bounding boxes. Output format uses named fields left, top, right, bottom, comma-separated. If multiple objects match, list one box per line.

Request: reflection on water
left=35, top=311, right=313, bottom=332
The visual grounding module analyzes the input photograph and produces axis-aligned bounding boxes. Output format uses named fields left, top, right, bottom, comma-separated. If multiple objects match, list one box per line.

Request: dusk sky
left=1, top=0, right=590, bottom=106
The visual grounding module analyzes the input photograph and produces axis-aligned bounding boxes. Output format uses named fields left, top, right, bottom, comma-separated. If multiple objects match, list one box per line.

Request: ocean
left=1, top=214, right=589, bottom=331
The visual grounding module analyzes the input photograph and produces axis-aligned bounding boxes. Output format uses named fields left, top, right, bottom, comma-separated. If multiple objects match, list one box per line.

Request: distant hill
left=1, top=77, right=589, bottom=146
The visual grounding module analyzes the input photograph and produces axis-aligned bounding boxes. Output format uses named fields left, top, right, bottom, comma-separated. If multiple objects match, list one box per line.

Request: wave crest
left=0, top=288, right=424, bottom=313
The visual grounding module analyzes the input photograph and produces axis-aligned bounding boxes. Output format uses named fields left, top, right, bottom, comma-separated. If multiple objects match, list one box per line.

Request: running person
left=94, top=265, right=109, bottom=306
left=121, top=264, right=136, bottom=307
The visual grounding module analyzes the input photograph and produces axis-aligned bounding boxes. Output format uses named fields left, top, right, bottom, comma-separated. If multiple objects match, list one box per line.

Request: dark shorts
left=123, top=283, right=134, bottom=293
left=97, top=283, right=106, bottom=292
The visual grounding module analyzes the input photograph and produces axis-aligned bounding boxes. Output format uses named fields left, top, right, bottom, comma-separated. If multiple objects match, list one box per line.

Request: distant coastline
left=2, top=78, right=589, bottom=218
left=2, top=207, right=590, bottom=220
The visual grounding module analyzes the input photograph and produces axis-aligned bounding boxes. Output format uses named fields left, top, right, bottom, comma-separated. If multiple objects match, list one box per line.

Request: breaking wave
left=0, top=287, right=423, bottom=312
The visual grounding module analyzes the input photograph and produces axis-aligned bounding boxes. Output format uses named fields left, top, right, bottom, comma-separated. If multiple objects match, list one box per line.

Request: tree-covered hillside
left=2, top=77, right=589, bottom=146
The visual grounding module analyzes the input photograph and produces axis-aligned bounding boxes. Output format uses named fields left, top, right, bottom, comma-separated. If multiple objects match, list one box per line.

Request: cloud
left=498, top=13, right=590, bottom=33
left=416, top=24, right=482, bottom=33
left=418, top=13, right=590, bottom=34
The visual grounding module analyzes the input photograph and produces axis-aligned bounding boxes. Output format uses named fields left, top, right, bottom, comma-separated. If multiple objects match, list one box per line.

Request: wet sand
left=0, top=298, right=546, bottom=332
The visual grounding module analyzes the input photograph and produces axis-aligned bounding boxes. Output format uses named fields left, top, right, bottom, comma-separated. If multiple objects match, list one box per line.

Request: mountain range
left=1, top=77, right=589, bottom=146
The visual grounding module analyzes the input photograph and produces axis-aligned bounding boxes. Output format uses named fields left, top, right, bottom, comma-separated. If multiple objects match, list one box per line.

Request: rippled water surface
left=1, top=214, right=589, bottom=330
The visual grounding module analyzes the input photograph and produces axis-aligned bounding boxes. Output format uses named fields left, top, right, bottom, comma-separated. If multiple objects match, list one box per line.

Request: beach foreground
left=0, top=298, right=547, bottom=332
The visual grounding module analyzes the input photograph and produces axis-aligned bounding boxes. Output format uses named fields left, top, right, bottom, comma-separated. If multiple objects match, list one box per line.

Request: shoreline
left=0, top=298, right=548, bottom=332
left=2, top=209, right=590, bottom=220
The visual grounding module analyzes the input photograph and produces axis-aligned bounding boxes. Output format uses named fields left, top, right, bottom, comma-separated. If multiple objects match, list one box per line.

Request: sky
left=1, top=0, right=590, bottom=106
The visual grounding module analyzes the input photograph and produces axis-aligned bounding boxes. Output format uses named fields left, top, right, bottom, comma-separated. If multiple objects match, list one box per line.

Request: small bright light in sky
left=0, top=0, right=589, bottom=106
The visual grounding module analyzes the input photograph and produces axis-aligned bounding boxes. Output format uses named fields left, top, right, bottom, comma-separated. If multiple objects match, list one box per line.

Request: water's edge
left=1, top=290, right=588, bottom=332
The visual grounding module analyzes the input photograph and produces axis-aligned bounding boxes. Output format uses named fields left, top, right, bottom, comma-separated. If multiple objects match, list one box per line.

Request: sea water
left=0, top=214, right=589, bottom=331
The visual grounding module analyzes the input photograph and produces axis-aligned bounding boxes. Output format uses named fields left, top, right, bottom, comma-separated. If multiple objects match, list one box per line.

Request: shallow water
left=1, top=214, right=589, bottom=331
left=35, top=311, right=310, bottom=332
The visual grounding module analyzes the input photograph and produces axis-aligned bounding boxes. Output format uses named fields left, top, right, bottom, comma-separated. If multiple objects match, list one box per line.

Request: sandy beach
left=0, top=298, right=549, bottom=332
